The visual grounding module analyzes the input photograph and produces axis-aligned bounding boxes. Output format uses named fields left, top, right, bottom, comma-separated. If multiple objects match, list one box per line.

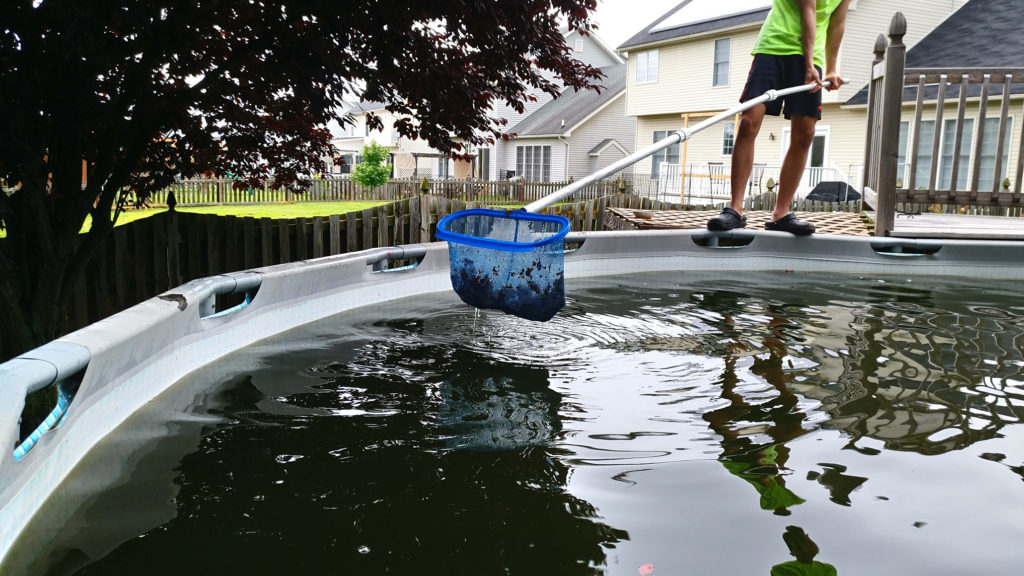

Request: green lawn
left=1, top=199, right=539, bottom=238
left=81, top=201, right=388, bottom=233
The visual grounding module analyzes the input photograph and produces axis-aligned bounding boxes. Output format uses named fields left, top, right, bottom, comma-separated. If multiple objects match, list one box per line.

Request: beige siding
left=627, top=0, right=970, bottom=116
left=634, top=103, right=867, bottom=178
left=625, top=0, right=979, bottom=189
left=626, top=26, right=761, bottom=117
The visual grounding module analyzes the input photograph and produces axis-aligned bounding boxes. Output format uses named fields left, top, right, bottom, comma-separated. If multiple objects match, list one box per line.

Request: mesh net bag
left=436, top=209, right=570, bottom=321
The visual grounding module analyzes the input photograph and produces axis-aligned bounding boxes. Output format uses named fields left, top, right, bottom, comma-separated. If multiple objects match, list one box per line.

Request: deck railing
left=864, top=12, right=1024, bottom=235
left=652, top=163, right=857, bottom=205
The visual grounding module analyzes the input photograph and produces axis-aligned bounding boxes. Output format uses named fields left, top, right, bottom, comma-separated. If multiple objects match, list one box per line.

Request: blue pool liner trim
left=13, top=387, right=71, bottom=461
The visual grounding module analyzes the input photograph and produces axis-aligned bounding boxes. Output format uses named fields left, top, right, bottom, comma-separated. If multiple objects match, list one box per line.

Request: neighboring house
left=328, top=101, right=455, bottom=179
left=330, top=28, right=629, bottom=181
left=497, top=63, right=636, bottom=182
left=617, top=0, right=973, bottom=201
left=845, top=0, right=1024, bottom=194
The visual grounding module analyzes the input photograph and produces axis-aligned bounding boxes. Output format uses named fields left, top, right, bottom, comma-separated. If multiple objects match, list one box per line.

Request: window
left=516, top=145, right=551, bottom=181
left=478, top=148, right=490, bottom=180
left=897, top=121, right=909, bottom=184
left=635, top=49, right=658, bottom=84
left=914, top=120, right=935, bottom=188
left=713, top=38, right=730, bottom=86
left=978, top=117, right=1013, bottom=191
left=939, top=118, right=973, bottom=191
left=722, top=122, right=735, bottom=155
left=437, top=157, right=450, bottom=179
left=574, top=38, right=584, bottom=51
left=651, top=131, right=680, bottom=179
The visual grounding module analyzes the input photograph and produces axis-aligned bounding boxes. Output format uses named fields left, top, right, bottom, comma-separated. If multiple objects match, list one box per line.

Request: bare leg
left=774, top=114, right=818, bottom=221
left=729, top=105, right=766, bottom=215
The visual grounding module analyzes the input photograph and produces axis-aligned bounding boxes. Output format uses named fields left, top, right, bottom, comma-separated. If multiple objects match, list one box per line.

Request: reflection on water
left=771, top=526, right=837, bottom=576
left=10, top=272, right=1024, bottom=575
left=69, top=328, right=627, bottom=576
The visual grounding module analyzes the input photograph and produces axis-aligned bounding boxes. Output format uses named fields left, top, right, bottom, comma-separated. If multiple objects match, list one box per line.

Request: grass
left=80, top=201, right=388, bottom=233
left=0, top=199, right=541, bottom=238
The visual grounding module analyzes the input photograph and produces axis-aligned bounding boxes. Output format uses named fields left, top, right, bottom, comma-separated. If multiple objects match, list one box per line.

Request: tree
left=351, top=142, right=391, bottom=188
left=0, top=1, right=603, bottom=361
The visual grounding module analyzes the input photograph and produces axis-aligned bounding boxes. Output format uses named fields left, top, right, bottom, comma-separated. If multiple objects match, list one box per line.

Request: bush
left=352, top=141, right=391, bottom=187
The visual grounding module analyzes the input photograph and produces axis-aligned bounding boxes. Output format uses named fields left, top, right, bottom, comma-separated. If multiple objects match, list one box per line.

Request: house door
left=781, top=127, right=829, bottom=196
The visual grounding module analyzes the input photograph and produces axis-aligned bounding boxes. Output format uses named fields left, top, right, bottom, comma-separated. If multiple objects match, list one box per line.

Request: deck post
left=862, top=34, right=887, bottom=201
left=874, top=13, right=907, bottom=237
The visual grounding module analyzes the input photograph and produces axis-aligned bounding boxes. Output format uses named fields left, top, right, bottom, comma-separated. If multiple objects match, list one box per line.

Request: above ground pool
left=3, top=230, right=1024, bottom=575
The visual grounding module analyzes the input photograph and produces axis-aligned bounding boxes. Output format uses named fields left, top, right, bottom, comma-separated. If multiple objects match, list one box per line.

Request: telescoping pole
left=522, top=80, right=843, bottom=213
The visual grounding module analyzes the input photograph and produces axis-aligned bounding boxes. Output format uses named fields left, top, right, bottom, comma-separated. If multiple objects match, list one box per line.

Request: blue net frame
left=436, top=209, right=570, bottom=321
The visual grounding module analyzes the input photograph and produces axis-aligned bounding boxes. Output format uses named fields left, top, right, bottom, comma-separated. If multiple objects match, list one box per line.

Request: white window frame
left=938, top=118, right=974, bottom=191
left=713, top=38, right=731, bottom=87
left=781, top=126, right=831, bottom=169
left=651, top=130, right=680, bottom=179
left=978, top=116, right=1013, bottom=191
left=574, top=38, right=584, bottom=51
left=635, top=49, right=659, bottom=84
left=722, top=121, right=735, bottom=155
left=516, top=145, right=551, bottom=181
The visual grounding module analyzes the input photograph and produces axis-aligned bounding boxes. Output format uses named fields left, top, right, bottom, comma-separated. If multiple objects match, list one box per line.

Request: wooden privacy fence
left=60, top=188, right=860, bottom=335
left=60, top=193, right=674, bottom=335
left=145, top=176, right=631, bottom=208
left=864, top=12, right=1024, bottom=235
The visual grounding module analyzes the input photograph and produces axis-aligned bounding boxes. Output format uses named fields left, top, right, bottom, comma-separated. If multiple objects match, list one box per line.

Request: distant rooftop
left=508, top=63, right=626, bottom=137
left=845, top=0, right=1024, bottom=106
left=618, top=0, right=768, bottom=50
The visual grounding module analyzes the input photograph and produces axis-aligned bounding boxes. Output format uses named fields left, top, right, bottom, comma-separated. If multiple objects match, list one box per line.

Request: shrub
left=352, top=141, right=391, bottom=187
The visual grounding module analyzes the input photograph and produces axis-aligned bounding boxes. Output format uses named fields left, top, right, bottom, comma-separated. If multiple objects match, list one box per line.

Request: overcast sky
left=590, top=0, right=682, bottom=49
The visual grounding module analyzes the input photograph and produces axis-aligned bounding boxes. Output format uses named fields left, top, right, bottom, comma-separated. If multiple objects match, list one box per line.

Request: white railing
left=654, top=163, right=857, bottom=205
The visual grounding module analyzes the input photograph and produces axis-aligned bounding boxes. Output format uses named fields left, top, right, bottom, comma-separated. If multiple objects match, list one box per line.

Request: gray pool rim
left=3, top=228, right=1024, bottom=564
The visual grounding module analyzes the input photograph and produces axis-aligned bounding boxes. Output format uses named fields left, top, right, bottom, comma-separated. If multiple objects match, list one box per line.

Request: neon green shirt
left=752, top=0, right=843, bottom=69
left=771, top=560, right=838, bottom=576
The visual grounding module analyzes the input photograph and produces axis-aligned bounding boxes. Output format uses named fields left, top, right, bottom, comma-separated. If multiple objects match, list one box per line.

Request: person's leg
left=773, top=113, right=817, bottom=221
left=708, top=89, right=770, bottom=231
left=708, top=54, right=781, bottom=232
left=728, top=105, right=767, bottom=214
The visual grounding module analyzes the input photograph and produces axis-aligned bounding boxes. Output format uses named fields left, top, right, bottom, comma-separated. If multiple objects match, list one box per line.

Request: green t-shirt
left=752, top=0, right=843, bottom=68
left=771, top=560, right=838, bottom=576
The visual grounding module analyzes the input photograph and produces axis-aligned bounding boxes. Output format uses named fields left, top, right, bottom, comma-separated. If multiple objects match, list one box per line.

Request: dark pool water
left=14, top=272, right=1024, bottom=576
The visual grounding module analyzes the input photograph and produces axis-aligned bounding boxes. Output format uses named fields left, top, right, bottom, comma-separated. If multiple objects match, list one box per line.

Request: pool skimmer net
left=436, top=209, right=570, bottom=321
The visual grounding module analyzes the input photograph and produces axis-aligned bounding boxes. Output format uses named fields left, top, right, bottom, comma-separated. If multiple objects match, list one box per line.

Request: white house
left=617, top=0, right=976, bottom=203
left=495, top=62, right=635, bottom=182
left=328, top=101, right=456, bottom=179
left=330, top=28, right=632, bottom=182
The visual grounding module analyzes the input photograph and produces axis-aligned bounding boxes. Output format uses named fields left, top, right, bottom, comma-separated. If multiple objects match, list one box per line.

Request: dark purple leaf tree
left=0, top=0, right=602, bottom=361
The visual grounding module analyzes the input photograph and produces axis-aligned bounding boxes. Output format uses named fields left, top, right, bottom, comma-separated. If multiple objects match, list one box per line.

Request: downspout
left=558, top=133, right=570, bottom=181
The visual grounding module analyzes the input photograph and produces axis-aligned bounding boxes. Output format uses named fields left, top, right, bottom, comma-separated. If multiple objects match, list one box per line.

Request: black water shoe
left=765, top=213, right=815, bottom=236
left=707, top=207, right=747, bottom=231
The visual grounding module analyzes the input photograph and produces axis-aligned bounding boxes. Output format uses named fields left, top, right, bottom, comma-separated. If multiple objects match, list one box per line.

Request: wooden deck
left=605, top=208, right=872, bottom=236
left=888, top=212, right=1024, bottom=240
left=605, top=207, right=1024, bottom=240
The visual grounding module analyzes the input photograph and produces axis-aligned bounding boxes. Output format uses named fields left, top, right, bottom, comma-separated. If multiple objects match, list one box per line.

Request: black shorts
left=739, top=53, right=822, bottom=119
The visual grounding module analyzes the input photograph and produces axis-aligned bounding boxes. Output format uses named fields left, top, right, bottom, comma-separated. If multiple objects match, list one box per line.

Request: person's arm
left=795, top=0, right=820, bottom=91
left=824, top=0, right=851, bottom=91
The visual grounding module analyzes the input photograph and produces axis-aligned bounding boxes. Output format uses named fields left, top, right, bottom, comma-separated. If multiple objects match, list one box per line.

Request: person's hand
left=805, top=65, right=822, bottom=93
left=823, top=71, right=843, bottom=91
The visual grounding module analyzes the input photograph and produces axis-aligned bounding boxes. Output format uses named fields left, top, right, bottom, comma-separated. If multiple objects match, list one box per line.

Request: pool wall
left=3, top=229, right=1024, bottom=565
